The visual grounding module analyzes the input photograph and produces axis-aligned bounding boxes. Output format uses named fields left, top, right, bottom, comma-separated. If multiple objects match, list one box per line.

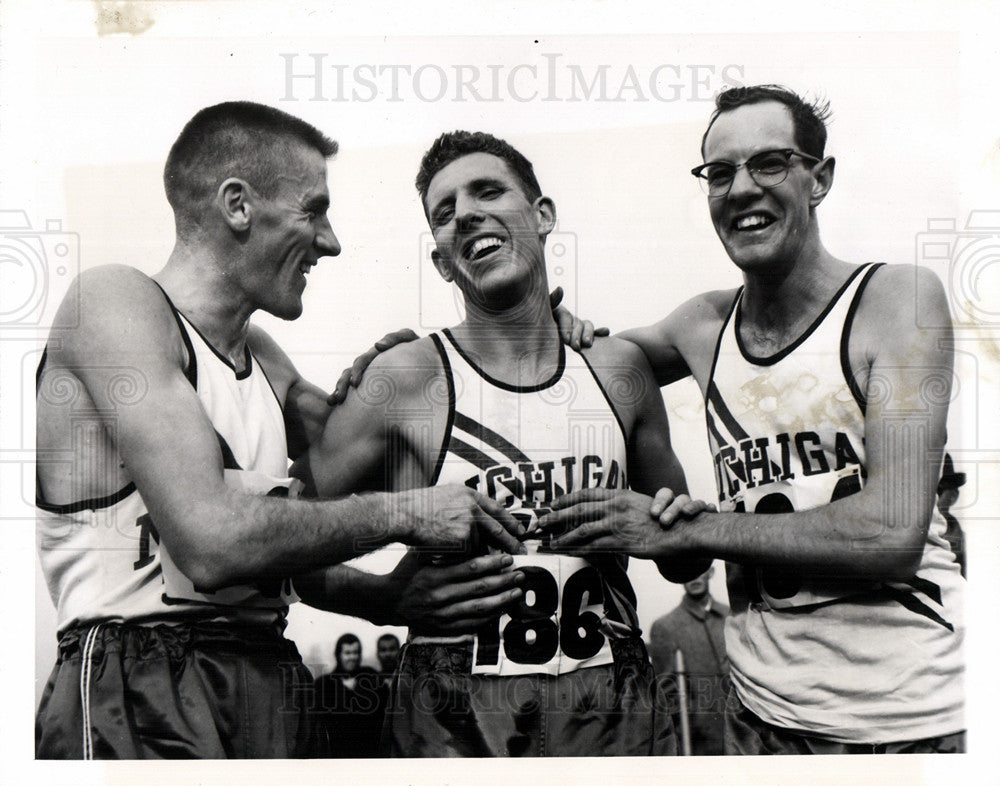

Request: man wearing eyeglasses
left=339, top=85, right=965, bottom=754
left=544, top=85, right=965, bottom=754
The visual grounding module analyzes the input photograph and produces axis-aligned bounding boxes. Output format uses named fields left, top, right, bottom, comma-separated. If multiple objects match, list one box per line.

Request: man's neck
left=738, top=247, right=854, bottom=353
left=449, top=290, right=561, bottom=387
left=155, top=241, right=254, bottom=365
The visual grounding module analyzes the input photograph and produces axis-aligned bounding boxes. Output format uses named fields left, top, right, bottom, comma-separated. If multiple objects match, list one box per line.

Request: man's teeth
left=736, top=215, right=772, bottom=230
left=469, top=237, right=504, bottom=259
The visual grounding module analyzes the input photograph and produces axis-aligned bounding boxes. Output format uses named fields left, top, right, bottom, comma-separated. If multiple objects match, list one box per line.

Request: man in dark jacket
left=649, top=565, right=729, bottom=755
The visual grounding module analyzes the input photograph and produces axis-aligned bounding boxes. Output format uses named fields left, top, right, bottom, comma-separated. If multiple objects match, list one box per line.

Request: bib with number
left=424, top=330, right=639, bottom=675
left=471, top=554, right=615, bottom=676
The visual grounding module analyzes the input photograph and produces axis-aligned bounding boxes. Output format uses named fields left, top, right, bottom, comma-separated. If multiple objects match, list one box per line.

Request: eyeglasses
left=691, top=148, right=821, bottom=197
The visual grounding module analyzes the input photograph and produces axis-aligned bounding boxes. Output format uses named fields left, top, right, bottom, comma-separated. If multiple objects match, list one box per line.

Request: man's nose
left=727, top=164, right=764, bottom=199
left=316, top=216, right=342, bottom=257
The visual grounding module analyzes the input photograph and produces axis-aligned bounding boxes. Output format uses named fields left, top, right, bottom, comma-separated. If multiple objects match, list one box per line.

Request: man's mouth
left=732, top=213, right=776, bottom=232
left=463, top=235, right=506, bottom=261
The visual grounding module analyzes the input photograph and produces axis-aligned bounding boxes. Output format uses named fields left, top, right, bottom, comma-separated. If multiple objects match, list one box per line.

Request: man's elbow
left=162, top=526, right=251, bottom=592
left=848, top=529, right=927, bottom=582
left=173, top=548, right=244, bottom=593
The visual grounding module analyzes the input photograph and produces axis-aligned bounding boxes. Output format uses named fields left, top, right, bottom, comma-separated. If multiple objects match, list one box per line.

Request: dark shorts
left=386, top=637, right=677, bottom=757
left=35, top=621, right=316, bottom=759
left=725, top=694, right=966, bottom=755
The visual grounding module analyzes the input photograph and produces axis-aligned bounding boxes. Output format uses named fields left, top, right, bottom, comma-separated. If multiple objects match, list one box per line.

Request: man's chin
left=266, top=299, right=305, bottom=321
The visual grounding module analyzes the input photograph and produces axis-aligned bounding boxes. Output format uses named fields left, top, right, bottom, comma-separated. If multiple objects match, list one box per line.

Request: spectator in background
left=313, top=634, right=382, bottom=758
left=376, top=633, right=401, bottom=687
left=937, top=454, right=967, bottom=577
left=649, top=564, right=729, bottom=755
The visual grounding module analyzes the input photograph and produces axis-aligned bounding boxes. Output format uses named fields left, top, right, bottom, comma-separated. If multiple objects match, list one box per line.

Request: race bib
left=158, top=471, right=302, bottom=608
left=471, top=554, right=615, bottom=677
left=728, top=467, right=878, bottom=610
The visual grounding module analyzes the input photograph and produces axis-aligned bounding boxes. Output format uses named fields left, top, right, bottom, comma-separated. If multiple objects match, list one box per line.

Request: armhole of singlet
left=36, top=346, right=48, bottom=392
left=577, top=349, right=629, bottom=448
left=428, top=333, right=456, bottom=486
left=151, top=281, right=198, bottom=389
left=839, top=263, right=886, bottom=416
left=249, top=346, right=285, bottom=411
left=705, top=289, right=742, bottom=395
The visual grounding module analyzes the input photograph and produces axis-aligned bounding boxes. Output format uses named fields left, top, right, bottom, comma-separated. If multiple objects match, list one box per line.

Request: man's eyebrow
left=428, top=176, right=507, bottom=219
left=304, top=194, right=330, bottom=211
left=469, top=176, right=505, bottom=190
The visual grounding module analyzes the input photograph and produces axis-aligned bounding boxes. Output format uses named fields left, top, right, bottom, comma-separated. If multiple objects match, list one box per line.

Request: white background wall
left=3, top=1, right=998, bottom=784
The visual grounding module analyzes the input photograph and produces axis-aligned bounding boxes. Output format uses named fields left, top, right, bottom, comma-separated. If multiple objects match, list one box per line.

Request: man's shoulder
left=648, top=287, right=741, bottom=352
left=366, top=334, right=441, bottom=375
left=49, top=265, right=180, bottom=359
left=674, top=288, right=742, bottom=325
left=580, top=334, right=649, bottom=368
left=73, top=265, right=164, bottom=310
left=853, top=263, right=950, bottom=332
left=861, top=262, right=944, bottom=301
left=650, top=602, right=689, bottom=631
left=348, top=335, right=442, bottom=405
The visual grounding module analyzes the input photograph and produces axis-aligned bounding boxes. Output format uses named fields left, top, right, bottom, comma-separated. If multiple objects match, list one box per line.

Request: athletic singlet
left=37, top=285, right=298, bottom=634
left=704, top=263, right=964, bottom=743
left=414, top=329, right=640, bottom=677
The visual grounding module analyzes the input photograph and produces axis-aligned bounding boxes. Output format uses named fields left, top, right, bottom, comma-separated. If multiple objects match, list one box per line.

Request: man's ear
left=218, top=178, right=253, bottom=232
left=431, top=249, right=454, bottom=282
left=535, top=196, right=557, bottom=237
left=809, top=156, right=835, bottom=208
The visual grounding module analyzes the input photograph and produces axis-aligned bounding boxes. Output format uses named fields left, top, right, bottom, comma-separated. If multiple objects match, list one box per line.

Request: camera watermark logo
left=915, top=210, right=1000, bottom=327
left=417, top=228, right=577, bottom=329
left=0, top=210, right=80, bottom=329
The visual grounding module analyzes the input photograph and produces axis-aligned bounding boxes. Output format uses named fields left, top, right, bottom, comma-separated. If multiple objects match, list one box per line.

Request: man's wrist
left=379, top=489, right=417, bottom=545
left=364, top=571, right=400, bottom=626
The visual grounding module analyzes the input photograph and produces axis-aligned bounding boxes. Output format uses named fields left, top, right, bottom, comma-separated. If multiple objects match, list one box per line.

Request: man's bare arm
left=295, top=553, right=525, bottom=633
left=291, top=341, right=526, bottom=621
left=555, top=267, right=953, bottom=582
left=49, top=267, right=521, bottom=592
left=546, top=339, right=711, bottom=580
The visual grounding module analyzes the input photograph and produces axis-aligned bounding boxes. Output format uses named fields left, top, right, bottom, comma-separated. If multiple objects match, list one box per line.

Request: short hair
left=163, top=101, right=338, bottom=229
left=377, top=633, right=400, bottom=646
left=701, top=85, right=832, bottom=160
left=415, top=130, right=542, bottom=211
left=335, top=633, right=361, bottom=658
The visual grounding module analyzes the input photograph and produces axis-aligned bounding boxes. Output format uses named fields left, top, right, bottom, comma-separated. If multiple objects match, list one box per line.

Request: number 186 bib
left=472, top=554, right=615, bottom=676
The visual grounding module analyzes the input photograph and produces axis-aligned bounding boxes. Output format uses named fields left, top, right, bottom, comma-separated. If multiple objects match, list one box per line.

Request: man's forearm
left=296, top=564, right=399, bottom=625
left=676, top=495, right=928, bottom=581
left=173, top=490, right=410, bottom=593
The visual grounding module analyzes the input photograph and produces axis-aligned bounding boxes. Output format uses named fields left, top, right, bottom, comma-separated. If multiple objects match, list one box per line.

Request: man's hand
left=540, top=487, right=711, bottom=559
left=327, top=328, right=420, bottom=405
left=550, top=286, right=609, bottom=351
left=650, top=487, right=718, bottom=527
left=392, top=485, right=527, bottom=556
left=384, top=551, right=525, bottom=634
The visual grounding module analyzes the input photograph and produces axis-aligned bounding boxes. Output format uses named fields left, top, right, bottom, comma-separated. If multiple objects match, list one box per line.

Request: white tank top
left=419, top=330, right=639, bottom=677
left=37, top=286, right=299, bottom=633
left=705, top=263, right=964, bottom=743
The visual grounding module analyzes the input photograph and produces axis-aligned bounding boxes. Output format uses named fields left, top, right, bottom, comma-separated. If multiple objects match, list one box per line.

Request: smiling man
left=545, top=85, right=965, bottom=753
left=34, top=103, right=526, bottom=759
left=298, top=131, right=711, bottom=757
